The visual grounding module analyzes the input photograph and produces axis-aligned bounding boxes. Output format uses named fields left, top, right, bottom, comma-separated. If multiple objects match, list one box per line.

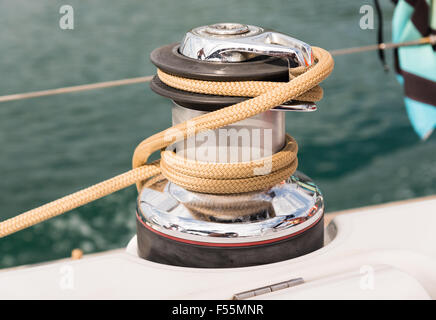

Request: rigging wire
left=0, top=36, right=435, bottom=104
left=0, top=76, right=153, bottom=103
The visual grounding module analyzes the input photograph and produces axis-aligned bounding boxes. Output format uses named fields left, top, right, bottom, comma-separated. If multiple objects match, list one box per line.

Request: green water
left=0, top=0, right=435, bottom=269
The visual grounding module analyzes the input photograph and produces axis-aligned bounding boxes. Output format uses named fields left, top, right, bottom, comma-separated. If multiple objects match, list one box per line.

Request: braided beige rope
left=0, top=46, right=333, bottom=238
left=157, top=66, right=324, bottom=102
left=0, top=165, right=161, bottom=237
left=160, top=135, right=298, bottom=194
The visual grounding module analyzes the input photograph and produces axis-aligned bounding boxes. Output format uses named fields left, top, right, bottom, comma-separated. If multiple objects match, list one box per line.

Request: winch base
left=136, top=214, right=324, bottom=268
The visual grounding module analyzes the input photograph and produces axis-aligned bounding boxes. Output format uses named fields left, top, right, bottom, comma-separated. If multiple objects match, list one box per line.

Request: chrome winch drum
left=136, top=23, right=325, bottom=268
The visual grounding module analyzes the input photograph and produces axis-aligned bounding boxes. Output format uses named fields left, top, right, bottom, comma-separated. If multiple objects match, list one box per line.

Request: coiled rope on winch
left=0, top=46, right=334, bottom=238
left=160, top=134, right=299, bottom=194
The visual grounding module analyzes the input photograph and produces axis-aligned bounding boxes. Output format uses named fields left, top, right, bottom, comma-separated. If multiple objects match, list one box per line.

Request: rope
left=0, top=165, right=160, bottom=237
left=0, top=46, right=334, bottom=238
left=156, top=66, right=324, bottom=102
left=0, top=37, right=434, bottom=104
left=160, top=134, right=298, bottom=194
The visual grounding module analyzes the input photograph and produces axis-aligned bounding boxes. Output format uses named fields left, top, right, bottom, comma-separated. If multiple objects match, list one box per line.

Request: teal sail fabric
left=392, top=0, right=436, bottom=139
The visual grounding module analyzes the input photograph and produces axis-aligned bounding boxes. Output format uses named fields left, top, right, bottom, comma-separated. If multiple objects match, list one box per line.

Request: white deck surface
left=0, top=196, right=435, bottom=299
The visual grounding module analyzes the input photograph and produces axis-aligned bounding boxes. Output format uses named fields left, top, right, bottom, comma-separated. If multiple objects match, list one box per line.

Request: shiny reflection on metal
left=180, top=23, right=313, bottom=66
left=171, top=102, right=285, bottom=162
left=195, top=23, right=263, bottom=39
left=137, top=172, right=324, bottom=244
left=273, top=102, right=318, bottom=112
left=205, top=23, right=250, bottom=36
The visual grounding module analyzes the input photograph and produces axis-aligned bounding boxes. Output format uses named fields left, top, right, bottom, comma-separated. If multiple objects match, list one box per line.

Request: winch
left=136, top=23, right=325, bottom=268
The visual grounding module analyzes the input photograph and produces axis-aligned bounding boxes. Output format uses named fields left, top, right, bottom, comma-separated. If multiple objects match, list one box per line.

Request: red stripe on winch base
left=136, top=213, right=322, bottom=247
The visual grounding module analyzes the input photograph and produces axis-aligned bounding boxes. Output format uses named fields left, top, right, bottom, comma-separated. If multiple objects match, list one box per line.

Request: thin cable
left=330, top=36, right=435, bottom=56
left=0, top=76, right=153, bottom=103
left=0, top=37, right=434, bottom=103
